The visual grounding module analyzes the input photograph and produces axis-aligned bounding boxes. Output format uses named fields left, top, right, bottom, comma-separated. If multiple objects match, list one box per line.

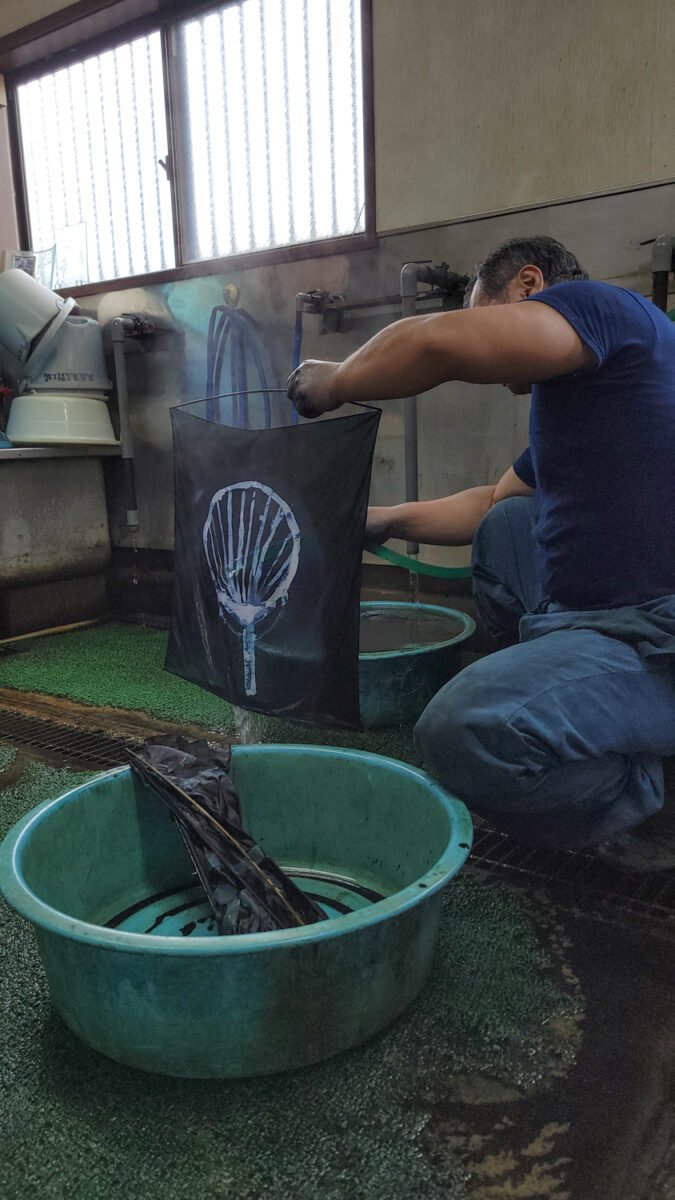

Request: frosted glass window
left=16, top=32, right=175, bottom=287
left=176, top=0, right=365, bottom=261
left=13, top=1, right=366, bottom=283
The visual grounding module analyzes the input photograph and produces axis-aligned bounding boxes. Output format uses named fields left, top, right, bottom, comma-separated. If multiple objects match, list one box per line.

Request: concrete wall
left=3, top=0, right=675, bottom=233
left=0, top=457, right=110, bottom=585
left=0, top=0, right=76, bottom=37
left=373, top=0, right=675, bottom=230
left=0, top=110, right=19, bottom=253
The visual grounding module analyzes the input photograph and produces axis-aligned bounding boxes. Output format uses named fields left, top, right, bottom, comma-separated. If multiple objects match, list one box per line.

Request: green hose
left=365, top=542, right=472, bottom=579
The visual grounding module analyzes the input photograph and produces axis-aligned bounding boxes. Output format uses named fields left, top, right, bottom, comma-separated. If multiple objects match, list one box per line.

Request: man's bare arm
left=288, top=302, right=595, bottom=417
left=366, top=466, right=534, bottom=546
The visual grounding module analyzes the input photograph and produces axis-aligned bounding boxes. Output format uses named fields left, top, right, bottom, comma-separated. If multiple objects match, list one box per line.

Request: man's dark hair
left=464, top=236, right=588, bottom=305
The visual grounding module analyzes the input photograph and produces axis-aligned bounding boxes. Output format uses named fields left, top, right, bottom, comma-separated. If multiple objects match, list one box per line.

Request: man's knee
left=418, top=681, right=664, bottom=845
left=415, top=683, right=459, bottom=774
left=414, top=656, right=559, bottom=810
left=414, top=668, right=510, bottom=804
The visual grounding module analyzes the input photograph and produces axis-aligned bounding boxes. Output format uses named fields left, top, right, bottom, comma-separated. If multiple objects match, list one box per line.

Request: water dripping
left=130, top=529, right=139, bottom=588
left=409, top=570, right=420, bottom=643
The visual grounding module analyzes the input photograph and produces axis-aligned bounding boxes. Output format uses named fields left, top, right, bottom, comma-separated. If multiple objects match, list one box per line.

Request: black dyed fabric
left=129, top=737, right=325, bottom=935
left=166, top=392, right=379, bottom=728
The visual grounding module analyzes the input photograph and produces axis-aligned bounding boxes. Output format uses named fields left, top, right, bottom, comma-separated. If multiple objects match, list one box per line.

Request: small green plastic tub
left=0, top=745, right=472, bottom=1078
left=359, top=601, right=475, bottom=728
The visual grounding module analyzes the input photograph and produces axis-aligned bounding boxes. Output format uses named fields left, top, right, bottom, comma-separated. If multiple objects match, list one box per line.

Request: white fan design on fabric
left=203, top=482, right=301, bottom=696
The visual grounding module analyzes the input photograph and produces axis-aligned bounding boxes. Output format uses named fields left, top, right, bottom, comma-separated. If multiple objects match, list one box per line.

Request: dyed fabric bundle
left=129, top=737, right=324, bottom=935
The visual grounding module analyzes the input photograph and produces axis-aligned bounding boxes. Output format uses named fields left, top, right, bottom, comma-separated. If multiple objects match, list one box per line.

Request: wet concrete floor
left=427, top=880, right=675, bottom=1199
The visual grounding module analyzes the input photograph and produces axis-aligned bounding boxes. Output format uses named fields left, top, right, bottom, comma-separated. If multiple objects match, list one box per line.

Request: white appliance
left=0, top=269, right=117, bottom=445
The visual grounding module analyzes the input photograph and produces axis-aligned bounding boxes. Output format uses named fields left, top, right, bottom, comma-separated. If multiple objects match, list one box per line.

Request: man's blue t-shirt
left=512, top=279, right=675, bottom=610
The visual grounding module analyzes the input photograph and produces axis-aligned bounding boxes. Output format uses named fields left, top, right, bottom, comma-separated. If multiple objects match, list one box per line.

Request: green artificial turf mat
left=0, top=623, right=234, bottom=731
left=1, top=752, right=583, bottom=1200
left=0, top=743, right=16, bottom=773
left=234, top=707, right=422, bottom=764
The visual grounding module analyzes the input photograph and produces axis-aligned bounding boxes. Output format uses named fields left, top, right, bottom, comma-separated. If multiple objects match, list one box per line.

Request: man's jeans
left=415, top=498, right=675, bottom=847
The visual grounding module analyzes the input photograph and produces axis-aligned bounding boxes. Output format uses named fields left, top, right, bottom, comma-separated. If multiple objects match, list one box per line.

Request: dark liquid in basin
left=359, top=608, right=465, bottom=654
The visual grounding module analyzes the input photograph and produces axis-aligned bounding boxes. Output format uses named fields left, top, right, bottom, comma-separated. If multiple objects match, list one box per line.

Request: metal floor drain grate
left=471, top=824, right=675, bottom=932
left=1, top=704, right=673, bottom=932
left=0, top=707, right=134, bottom=769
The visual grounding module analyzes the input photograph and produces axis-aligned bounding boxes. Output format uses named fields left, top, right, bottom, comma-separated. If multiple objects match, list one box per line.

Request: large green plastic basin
left=0, top=745, right=472, bottom=1078
left=237, top=602, right=476, bottom=736
left=359, top=601, right=475, bottom=728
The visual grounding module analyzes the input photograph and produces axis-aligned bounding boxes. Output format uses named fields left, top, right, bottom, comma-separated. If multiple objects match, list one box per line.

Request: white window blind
left=14, top=0, right=366, bottom=286
left=17, top=32, right=175, bottom=288
left=176, top=0, right=364, bottom=262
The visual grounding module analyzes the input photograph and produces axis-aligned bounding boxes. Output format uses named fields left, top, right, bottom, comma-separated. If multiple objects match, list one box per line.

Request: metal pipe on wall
left=651, top=234, right=674, bottom=312
left=400, top=263, right=421, bottom=556
left=111, top=316, right=140, bottom=531
left=399, top=263, right=468, bottom=556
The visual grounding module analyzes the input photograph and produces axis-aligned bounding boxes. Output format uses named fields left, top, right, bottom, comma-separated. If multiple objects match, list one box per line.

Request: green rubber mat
left=1, top=752, right=583, bottom=1200
left=0, top=623, right=234, bottom=731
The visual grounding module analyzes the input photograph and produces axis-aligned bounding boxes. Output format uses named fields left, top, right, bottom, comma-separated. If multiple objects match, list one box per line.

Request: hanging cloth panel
left=166, top=392, right=380, bottom=728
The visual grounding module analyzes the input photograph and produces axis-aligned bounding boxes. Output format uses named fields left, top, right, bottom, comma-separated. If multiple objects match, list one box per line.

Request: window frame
left=2, top=0, right=376, bottom=297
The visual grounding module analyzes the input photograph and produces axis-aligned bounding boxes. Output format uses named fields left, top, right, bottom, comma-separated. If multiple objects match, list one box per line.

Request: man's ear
left=518, top=265, right=546, bottom=296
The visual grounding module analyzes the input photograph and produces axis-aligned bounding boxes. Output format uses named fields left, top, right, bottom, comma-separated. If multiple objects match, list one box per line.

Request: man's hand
left=287, top=360, right=343, bottom=419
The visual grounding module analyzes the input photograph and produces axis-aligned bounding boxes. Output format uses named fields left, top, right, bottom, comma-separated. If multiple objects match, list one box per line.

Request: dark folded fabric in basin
left=129, top=737, right=325, bottom=935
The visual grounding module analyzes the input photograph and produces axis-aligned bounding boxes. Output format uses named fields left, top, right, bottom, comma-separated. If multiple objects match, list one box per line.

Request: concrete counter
left=0, top=454, right=113, bottom=589
left=0, top=445, right=120, bottom=460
